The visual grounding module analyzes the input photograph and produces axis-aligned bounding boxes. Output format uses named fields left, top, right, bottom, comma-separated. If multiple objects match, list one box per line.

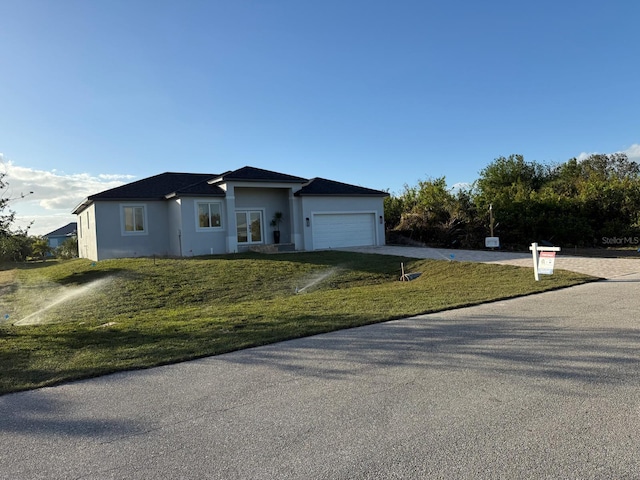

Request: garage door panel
left=313, top=213, right=375, bottom=249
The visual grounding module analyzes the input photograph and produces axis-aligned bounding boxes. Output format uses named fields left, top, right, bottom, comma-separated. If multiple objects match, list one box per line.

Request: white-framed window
left=196, top=202, right=223, bottom=230
left=121, top=204, right=147, bottom=235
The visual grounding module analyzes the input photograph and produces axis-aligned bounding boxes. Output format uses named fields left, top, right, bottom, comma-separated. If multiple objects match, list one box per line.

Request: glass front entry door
left=236, top=211, right=263, bottom=244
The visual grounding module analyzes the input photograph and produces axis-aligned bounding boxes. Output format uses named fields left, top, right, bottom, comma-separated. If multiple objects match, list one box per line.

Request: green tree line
left=385, top=153, right=640, bottom=249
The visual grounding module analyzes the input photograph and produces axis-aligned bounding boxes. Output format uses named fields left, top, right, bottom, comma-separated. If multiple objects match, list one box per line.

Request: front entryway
left=236, top=210, right=264, bottom=245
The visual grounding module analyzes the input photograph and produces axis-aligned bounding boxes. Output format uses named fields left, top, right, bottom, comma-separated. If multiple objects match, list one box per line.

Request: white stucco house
left=72, top=166, right=389, bottom=261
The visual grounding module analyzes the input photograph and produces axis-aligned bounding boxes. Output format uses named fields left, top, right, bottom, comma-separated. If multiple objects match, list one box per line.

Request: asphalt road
left=1, top=273, right=639, bottom=479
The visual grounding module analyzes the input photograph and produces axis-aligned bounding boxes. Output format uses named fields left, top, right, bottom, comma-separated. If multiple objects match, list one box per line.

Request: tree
left=472, top=155, right=553, bottom=246
left=0, top=171, right=16, bottom=235
left=0, top=170, right=38, bottom=262
left=0, top=227, right=32, bottom=262
left=547, top=154, right=640, bottom=242
left=474, top=154, right=549, bottom=206
left=56, top=237, right=78, bottom=259
left=385, top=177, right=483, bottom=248
left=383, top=192, right=405, bottom=230
left=31, top=237, right=53, bottom=261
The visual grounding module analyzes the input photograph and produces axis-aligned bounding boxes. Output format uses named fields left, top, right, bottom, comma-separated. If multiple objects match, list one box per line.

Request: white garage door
left=312, top=213, right=376, bottom=249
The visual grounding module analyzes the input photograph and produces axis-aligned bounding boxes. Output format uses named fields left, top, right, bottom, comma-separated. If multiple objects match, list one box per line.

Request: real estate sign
left=537, top=251, right=556, bottom=275
left=530, top=242, right=561, bottom=281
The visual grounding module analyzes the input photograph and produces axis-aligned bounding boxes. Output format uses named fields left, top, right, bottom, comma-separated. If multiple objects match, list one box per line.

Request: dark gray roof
left=88, top=172, right=218, bottom=200
left=295, top=178, right=389, bottom=197
left=211, top=166, right=308, bottom=184
left=73, top=172, right=222, bottom=213
left=167, top=179, right=226, bottom=197
left=44, top=222, right=77, bottom=238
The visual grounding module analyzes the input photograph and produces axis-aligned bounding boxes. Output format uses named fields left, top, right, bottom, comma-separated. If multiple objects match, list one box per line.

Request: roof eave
left=72, top=198, right=92, bottom=214
left=294, top=192, right=390, bottom=197
left=166, top=192, right=226, bottom=199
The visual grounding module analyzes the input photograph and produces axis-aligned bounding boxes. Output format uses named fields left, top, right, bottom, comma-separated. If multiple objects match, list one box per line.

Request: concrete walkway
left=340, top=245, right=640, bottom=279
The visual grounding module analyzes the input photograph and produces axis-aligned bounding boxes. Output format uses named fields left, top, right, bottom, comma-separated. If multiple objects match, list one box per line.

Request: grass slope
left=0, top=251, right=595, bottom=394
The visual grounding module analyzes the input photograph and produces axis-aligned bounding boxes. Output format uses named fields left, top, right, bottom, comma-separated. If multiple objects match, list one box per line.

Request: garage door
left=312, top=213, right=376, bottom=249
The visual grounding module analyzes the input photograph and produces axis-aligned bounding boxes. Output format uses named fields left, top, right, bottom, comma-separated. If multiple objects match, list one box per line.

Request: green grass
left=0, top=251, right=596, bottom=394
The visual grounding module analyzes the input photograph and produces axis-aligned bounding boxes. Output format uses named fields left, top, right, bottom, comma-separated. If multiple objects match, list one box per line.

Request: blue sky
left=2, top=0, right=639, bottom=235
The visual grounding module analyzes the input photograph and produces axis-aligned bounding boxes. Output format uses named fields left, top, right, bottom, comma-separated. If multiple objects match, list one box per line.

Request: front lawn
left=0, top=251, right=595, bottom=394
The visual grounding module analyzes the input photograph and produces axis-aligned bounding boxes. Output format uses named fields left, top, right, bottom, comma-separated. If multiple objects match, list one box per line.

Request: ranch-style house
left=73, top=166, right=389, bottom=261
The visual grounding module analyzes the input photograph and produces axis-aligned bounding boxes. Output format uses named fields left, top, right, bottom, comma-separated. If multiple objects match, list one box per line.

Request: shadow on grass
left=0, top=259, right=125, bottom=286
left=1, top=260, right=67, bottom=271
left=221, top=250, right=417, bottom=275
left=55, top=268, right=126, bottom=286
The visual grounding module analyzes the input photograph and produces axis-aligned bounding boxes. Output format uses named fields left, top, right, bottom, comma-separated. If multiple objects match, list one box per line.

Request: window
left=197, top=202, right=222, bottom=229
left=122, top=205, right=146, bottom=234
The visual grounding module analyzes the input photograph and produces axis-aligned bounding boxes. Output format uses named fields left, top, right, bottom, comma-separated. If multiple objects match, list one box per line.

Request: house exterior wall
left=220, top=184, right=238, bottom=253
left=289, top=190, right=303, bottom=250
left=176, top=197, right=228, bottom=256
left=167, top=199, right=183, bottom=256
left=299, top=196, right=386, bottom=251
left=234, top=187, right=291, bottom=245
left=47, top=235, right=66, bottom=249
left=89, top=201, right=171, bottom=260
left=77, top=203, right=98, bottom=260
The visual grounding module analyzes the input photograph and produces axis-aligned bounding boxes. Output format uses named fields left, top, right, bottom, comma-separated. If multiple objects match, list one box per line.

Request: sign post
left=530, top=242, right=561, bottom=281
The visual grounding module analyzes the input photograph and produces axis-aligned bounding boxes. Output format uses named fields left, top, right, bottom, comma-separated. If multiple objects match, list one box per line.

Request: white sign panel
left=538, top=251, right=556, bottom=275
left=485, top=237, right=500, bottom=248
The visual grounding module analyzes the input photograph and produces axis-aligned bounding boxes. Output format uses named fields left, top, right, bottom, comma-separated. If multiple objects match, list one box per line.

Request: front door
left=236, top=210, right=263, bottom=244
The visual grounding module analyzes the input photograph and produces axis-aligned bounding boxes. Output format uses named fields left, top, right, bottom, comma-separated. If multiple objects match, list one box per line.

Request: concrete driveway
left=1, top=268, right=639, bottom=478
left=340, top=245, right=640, bottom=279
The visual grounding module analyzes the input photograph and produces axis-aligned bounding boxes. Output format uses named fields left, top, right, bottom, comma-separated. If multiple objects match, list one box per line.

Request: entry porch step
left=248, top=243, right=296, bottom=254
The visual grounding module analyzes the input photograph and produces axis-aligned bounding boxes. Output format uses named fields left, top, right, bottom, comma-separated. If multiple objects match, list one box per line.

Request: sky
left=1, top=0, right=639, bottom=235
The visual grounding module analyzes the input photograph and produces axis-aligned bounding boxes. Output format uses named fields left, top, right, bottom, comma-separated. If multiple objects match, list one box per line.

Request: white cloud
left=451, top=182, right=472, bottom=193
left=576, top=151, right=597, bottom=162
left=575, top=144, right=640, bottom=164
left=623, top=143, right=640, bottom=162
left=1, top=155, right=133, bottom=235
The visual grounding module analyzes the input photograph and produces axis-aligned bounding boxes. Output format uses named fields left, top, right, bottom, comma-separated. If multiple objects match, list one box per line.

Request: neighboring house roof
left=295, top=177, right=389, bottom=197
left=44, top=222, right=77, bottom=238
left=209, top=166, right=308, bottom=184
